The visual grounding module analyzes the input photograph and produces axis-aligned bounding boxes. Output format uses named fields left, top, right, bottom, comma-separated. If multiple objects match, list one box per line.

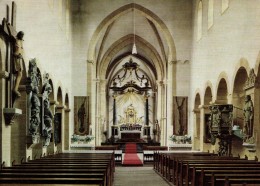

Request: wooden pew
left=211, top=173, right=260, bottom=186
left=0, top=152, right=114, bottom=186
left=191, top=166, right=260, bottom=186
left=154, top=152, right=260, bottom=186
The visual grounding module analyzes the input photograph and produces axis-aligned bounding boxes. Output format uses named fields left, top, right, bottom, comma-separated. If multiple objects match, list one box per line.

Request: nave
left=114, top=167, right=169, bottom=186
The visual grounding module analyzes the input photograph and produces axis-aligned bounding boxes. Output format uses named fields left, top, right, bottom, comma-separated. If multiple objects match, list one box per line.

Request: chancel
left=0, top=0, right=260, bottom=185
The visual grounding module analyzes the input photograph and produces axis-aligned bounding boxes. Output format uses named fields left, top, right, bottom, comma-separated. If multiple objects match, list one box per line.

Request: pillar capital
left=87, top=59, right=95, bottom=65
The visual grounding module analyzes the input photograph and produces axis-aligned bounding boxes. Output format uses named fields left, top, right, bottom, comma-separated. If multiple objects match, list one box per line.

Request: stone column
left=192, top=108, right=200, bottom=150
left=157, top=80, right=166, bottom=145
left=87, top=60, right=95, bottom=144
left=1, top=71, right=11, bottom=166
left=64, top=107, right=71, bottom=150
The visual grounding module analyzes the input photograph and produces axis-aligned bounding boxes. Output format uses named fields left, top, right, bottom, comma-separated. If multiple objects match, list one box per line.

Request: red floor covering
left=122, top=143, right=143, bottom=166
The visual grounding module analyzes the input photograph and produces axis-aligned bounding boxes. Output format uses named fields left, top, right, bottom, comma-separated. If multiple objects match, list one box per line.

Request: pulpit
left=209, top=104, right=233, bottom=156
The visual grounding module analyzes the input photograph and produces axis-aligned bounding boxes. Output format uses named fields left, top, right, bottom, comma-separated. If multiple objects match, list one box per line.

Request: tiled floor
left=113, top=166, right=170, bottom=186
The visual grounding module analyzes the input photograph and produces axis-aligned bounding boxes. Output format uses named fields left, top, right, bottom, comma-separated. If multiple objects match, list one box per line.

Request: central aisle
left=113, top=166, right=169, bottom=186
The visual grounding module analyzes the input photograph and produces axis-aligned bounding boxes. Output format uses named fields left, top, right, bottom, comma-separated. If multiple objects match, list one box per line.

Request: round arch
left=216, top=72, right=229, bottom=104
left=204, top=81, right=214, bottom=105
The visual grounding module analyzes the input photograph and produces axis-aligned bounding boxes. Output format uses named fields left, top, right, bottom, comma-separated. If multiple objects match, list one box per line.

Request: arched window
left=222, top=0, right=229, bottom=13
left=197, top=1, right=203, bottom=40
left=208, top=0, right=213, bottom=29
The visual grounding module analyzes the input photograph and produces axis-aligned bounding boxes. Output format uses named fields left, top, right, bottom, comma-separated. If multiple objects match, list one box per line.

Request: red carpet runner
left=122, top=143, right=143, bottom=166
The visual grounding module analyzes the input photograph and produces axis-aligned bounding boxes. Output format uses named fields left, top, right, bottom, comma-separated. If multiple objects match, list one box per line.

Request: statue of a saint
left=13, top=31, right=25, bottom=97
left=78, top=101, right=86, bottom=133
left=243, top=95, right=254, bottom=137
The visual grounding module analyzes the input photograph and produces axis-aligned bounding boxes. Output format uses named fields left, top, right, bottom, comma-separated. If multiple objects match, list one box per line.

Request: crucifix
left=3, top=2, right=25, bottom=107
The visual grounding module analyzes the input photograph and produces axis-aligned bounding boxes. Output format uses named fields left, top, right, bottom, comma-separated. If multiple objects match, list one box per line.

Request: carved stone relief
left=42, top=73, right=53, bottom=147
left=26, top=58, right=41, bottom=144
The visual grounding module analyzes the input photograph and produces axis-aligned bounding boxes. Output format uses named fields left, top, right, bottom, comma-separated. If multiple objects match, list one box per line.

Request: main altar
left=116, top=104, right=143, bottom=141
left=107, top=58, right=154, bottom=144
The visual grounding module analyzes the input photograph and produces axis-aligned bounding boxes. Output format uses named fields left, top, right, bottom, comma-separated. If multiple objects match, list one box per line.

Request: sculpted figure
left=29, top=93, right=40, bottom=135
left=13, top=31, right=25, bottom=97
left=27, top=59, right=41, bottom=141
left=243, top=95, right=254, bottom=137
left=42, top=73, right=53, bottom=146
left=78, top=100, right=86, bottom=133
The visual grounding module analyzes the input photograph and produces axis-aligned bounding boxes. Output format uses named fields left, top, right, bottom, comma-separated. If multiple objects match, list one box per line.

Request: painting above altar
left=117, top=104, right=143, bottom=131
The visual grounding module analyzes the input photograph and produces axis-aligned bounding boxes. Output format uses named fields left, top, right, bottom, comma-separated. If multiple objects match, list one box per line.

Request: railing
left=120, top=125, right=142, bottom=131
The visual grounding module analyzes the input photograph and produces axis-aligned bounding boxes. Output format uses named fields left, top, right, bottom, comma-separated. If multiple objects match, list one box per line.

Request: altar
left=112, top=104, right=149, bottom=141
left=120, top=131, right=141, bottom=142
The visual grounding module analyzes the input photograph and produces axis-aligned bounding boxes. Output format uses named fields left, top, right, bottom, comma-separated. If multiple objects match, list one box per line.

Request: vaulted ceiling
left=72, top=2, right=176, bottom=89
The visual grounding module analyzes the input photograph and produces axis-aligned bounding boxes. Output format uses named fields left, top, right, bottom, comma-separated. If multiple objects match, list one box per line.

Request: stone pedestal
left=3, top=108, right=22, bottom=125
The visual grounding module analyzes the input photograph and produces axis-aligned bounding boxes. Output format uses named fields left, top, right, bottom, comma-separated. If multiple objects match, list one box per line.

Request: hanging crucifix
left=173, top=96, right=188, bottom=135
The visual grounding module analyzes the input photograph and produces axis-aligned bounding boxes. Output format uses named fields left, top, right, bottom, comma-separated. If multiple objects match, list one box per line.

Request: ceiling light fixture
left=132, top=3, right=137, bottom=55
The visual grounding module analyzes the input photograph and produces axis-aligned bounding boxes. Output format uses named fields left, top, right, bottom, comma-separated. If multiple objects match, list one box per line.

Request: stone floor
left=113, top=166, right=170, bottom=186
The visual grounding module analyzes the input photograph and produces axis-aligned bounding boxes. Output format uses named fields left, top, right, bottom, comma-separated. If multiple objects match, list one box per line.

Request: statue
left=243, top=95, right=254, bottom=137
left=42, top=73, right=53, bottom=147
left=27, top=59, right=41, bottom=142
left=13, top=31, right=25, bottom=97
left=78, top=99, right=86, bottom=133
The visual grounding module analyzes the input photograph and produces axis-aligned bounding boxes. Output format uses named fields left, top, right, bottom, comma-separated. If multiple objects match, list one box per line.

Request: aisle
left=122, top=143, right=143, bottom=166
left=113, top=166, right=170, bottom=186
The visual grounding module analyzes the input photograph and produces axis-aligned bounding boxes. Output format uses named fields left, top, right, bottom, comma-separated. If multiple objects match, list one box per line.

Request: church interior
left=1, top=0, right=260, bottom=185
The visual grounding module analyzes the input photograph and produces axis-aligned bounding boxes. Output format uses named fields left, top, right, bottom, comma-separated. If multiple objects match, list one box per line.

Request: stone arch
left=216, top=72, right=229, bottom=104
left=231, top=58, right=250, bottom=92
left=254, top=51, right=260, bottom=77
left=204, top=81, right=213, bottom=105
left=99, top=34, right=164, bottom=80
left=232, top=66, right=248, bottom=131
left=88, top=3, right=176, bottom=62
left=57, top=86, right=63, bottom=105
left=65, top=93, right=69, bottom=108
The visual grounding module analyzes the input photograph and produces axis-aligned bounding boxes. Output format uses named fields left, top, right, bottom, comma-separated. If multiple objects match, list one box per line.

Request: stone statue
left=27, top=59, right=41, bottom=142
left=243, top=95, right=254, bottom=137
left=13, top=31, right=25, bottom=97
left=78, top=100, right=86, bottom=133
left=29, top=95, right=40, bottom=135
left=42, top=73, right=53, bottom=147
